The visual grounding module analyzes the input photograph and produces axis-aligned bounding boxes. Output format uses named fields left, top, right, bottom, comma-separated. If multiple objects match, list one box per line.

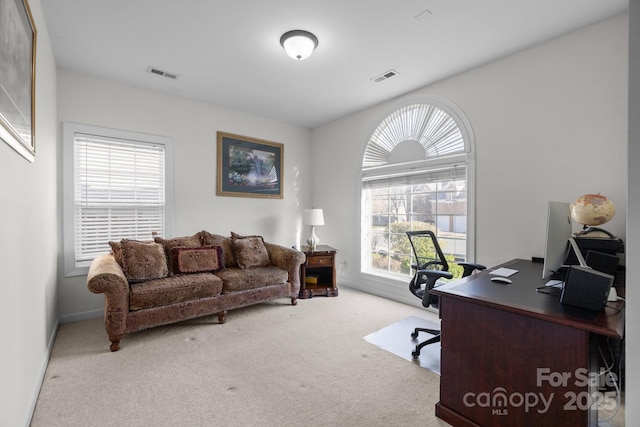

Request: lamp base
left=307, top=226, right=320, bottom=250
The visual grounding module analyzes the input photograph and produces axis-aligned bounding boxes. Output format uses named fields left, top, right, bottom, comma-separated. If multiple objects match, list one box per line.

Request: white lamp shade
left=303, top=209, right=324, bottom=226
left=280, top=30, right=318, bottom=60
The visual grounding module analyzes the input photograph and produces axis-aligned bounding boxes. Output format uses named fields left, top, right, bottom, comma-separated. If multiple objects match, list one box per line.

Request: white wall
left=312, top=15, right=628, bottom=305
left=313, top=12, right=635, bottom=423
left=626, top=1, right=639, bottom=423
left=56, top=70, right=313, bottom=318
left=0, top=1, right=58, bottom=425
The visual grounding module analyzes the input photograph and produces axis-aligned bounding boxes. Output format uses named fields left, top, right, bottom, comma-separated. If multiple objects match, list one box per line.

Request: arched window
left=361, top=100, right=475, bottom=280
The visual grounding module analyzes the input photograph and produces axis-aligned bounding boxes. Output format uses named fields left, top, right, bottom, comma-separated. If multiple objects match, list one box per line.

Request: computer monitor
left=542, top=201, right=573, bottom=279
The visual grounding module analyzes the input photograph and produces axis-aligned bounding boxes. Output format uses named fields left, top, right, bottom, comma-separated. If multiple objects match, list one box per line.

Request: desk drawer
left=307, top=255, right=333, bottom=267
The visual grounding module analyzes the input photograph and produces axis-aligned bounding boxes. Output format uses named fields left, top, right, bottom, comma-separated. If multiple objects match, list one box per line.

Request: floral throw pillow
left=232, top=236, right=270, bottom=269
left=117, top=239, right=169, bottom=282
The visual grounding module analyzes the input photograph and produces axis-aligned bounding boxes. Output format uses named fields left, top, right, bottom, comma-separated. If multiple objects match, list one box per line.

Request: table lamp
left=303, top=208, right=324, bottom=249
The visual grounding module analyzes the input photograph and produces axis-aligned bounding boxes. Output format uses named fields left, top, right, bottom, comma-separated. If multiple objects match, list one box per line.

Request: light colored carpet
left=31, top=287, right=450, bottom=427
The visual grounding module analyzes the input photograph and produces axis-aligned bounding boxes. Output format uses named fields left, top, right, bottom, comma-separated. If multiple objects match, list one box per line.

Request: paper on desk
left=490, top=267, right=518, bottom=277
left=545, top=280, right=563, bottom=288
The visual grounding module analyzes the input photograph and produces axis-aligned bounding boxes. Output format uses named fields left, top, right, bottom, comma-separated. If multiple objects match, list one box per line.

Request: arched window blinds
left=362, top=103, right=465, bottom=168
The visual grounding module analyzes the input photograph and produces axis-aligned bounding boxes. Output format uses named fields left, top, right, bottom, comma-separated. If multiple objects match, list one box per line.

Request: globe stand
left=573, top=226, right=616, bottom=239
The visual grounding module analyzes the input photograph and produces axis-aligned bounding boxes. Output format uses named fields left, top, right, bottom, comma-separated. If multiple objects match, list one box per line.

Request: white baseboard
left=25, top=318, right=59, bottom=427
left=340, top=278, right=425, bottom=309
left=59, top=308, right=103, bottom=324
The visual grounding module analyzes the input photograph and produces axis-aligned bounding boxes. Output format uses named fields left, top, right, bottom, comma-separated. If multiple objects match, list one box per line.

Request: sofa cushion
left=201, top=230, right=236, bottom=268
left=109, top=240, right=169, bottom=283
left=233, top=235, right=270, bottom=269
left=214, top=266, right=288, bottom=293
left=108, top=240, right=124, bottom=266
left=129, top=273, right=223, bottom=311
left=169, top=245, right=224, bottom=274
left=155, top=233, right=202, bottom=274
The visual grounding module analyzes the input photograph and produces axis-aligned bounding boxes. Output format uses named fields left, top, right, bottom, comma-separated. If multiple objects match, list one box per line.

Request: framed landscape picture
left=0, top=0, right=37, bottom=162
left=216, top=132, right=284, bottom=199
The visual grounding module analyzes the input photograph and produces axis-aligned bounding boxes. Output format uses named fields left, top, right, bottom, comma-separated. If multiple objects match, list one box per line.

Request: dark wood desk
left=431, top=259, right=624, bottom=427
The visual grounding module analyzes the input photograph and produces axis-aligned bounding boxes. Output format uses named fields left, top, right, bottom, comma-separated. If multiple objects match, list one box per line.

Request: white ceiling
left=41, top=0, right=628, bottom=129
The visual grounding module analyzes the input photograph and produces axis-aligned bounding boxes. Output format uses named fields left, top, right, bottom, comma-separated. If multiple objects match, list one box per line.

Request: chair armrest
left=458, top=262, right=486, bottom=277
left=417, top=269, right=454, bottom=281
left=417, top=270, right=453, bottom=308
left=264, top=242, right=306, bottom=295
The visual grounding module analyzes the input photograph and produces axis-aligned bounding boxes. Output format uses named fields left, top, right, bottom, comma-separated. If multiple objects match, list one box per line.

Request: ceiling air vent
left=371, top=69, right=399, bottom=83
left=148, top=67, right=179, bottom=80
left=413, top=9, right=432, bottom=21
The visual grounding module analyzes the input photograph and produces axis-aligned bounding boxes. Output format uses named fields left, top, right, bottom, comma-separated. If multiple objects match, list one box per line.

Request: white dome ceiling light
left=280, top=30, right=318, bottom=60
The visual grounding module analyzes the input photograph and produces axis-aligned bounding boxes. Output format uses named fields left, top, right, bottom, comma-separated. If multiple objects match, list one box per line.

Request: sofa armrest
left=87, top=254, right=130, bottom=345
left=264, top=242, right=306, bottom=295
left=87, top=254, right=128, bottom=294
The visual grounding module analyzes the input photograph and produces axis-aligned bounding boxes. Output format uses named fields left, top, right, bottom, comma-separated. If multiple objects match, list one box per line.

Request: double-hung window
left=361, top=101, right=475, bottom=281
left=63, top=123, right=174, bottom=276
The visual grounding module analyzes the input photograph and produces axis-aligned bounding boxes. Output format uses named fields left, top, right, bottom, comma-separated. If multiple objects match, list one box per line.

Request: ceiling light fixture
left=280, top=30, right=318, bottom=60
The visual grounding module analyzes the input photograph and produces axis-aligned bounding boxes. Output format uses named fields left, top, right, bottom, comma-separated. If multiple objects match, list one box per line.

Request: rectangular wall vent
left=148, top=67, right=179, bottom=80
left=371, top=69, right=399, bottom=83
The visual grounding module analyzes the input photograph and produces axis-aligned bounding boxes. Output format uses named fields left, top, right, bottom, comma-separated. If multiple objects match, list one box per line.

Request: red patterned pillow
left=169, top=246, right=224, bottom=274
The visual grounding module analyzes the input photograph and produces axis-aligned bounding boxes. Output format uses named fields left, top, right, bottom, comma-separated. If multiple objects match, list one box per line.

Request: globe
left=570, top=194, right=615, bottom=227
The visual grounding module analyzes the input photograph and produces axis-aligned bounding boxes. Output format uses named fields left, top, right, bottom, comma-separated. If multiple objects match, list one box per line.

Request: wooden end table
left=299, top=245, right=338, bottom=298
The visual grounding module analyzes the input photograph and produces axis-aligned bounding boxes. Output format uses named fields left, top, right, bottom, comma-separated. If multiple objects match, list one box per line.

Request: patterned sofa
left=87, top=230, right=305, bottom=351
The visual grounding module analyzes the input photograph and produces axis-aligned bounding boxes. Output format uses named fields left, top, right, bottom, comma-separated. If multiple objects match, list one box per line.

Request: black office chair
left=406, top=230, right=485, bottom=358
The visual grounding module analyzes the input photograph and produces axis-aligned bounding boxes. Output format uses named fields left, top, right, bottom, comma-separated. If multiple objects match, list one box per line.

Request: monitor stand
left=567, top=237, right=589, bottom=268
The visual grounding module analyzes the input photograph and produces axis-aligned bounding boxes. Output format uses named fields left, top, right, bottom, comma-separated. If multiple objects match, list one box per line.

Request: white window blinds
left=362, top=166, right=466, bottom=190
left=73, top=133, right=166, bottom=266
left=362, top=103, right=466, bottom=168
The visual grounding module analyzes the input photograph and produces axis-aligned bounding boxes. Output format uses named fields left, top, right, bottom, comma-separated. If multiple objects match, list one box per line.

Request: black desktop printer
left=565, top=228, right=624, bottom=267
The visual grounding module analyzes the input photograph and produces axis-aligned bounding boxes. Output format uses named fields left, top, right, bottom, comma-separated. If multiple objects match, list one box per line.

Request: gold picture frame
left=216, top=132, right=284, bottom=199
left=0, top=0, right=37, bottom=162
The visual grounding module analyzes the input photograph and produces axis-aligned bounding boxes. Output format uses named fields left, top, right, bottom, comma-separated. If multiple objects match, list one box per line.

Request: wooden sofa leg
left=109, top=336, right=123, bottom=352
left=218, top=311, right=227, bottom=324
left=291, top=296, right=298, bottom=306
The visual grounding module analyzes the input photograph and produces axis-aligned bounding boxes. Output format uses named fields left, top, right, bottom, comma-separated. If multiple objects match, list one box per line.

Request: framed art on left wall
left=0, top=0, right=37, bottom=162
